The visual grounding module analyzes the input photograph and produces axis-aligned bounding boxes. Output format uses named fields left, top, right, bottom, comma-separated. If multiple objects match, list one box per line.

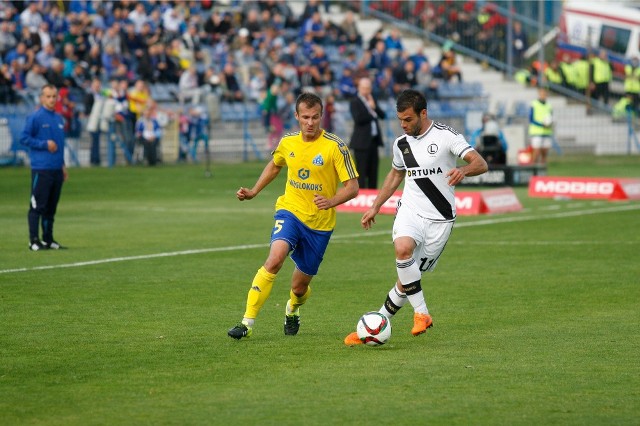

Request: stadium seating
left=219, top=101, right=262, bottom=122
left=436, top=82, right=485, bottom=99
left=505, top=101, right=531, bottom=124
left=150, top=83, right=179, bottom=103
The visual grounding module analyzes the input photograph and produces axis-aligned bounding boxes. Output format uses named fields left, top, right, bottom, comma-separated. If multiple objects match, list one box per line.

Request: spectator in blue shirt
left=300, top=11, right=325, bottom=45
left=135, top=106, right=162, bottom=166
left=5, top=42, right=28, bottom=68
left=338, top=67, right=357, bottom=98
left=408, top=44, right=431, bottom=70
left=369, top=40, right=391, bottom=72
left=384, top=28, right=404, bottom=59
left=43, top=4, right=68, bottom=44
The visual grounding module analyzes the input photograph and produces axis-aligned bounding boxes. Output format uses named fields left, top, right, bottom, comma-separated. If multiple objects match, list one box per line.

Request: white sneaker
left=43, top=240, right=65, bottom=250
left=29, top=240, right=44, bottom=251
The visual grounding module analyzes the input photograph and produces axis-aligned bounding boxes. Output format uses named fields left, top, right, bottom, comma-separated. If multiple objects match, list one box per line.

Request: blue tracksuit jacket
left=20, top=107, right=66, bottom=170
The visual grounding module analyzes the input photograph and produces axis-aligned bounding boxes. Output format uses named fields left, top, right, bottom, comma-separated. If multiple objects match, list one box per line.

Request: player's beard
left=408, top=122, right=422, bottom=137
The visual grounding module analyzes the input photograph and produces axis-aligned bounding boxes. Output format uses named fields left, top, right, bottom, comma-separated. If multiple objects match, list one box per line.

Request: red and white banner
left=453, top=192, right=484, bottom=215
left=613, top=179, right=640, bottom=200
left=337, top=189, right=401, bottom=215
left=473, top=188, right=524, bottom=214
left=337, top=188, right=522, bottom=216
left=528, top=176, right=640, bottom=201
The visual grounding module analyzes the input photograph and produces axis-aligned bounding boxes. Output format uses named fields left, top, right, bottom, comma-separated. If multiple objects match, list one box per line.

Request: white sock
left=396, top=258, right=428, bottom=315
left=407, top=290, right=428, bottom=315
left=285, top=300, right=297, bottom=316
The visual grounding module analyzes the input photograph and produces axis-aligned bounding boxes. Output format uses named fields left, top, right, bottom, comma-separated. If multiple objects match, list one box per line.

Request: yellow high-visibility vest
left=528, top=100, right=553, bottom=136
left=591, top=57, right=612, bottom=84
left=514, top=69, right=530, bottom=85
left=612, top=97, right=634, bottom=119
left=545, top=68, right=563, bottom=85
left=572, top=59, right=589, bottom=89
left=560, top=62, right=575, bottom=85
left=624, top=65, right=640, bottom=94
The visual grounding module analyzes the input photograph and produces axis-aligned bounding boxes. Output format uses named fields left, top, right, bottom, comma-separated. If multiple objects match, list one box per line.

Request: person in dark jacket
left=349, top=77, right=386, bottom=189
left=20, top=84, right=68, bottom=251
left=135, top=106, right=162, bottom=166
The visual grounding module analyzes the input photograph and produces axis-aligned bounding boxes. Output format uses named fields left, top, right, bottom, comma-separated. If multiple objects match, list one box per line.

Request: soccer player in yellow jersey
left=228, top=93, right=359, bottom=339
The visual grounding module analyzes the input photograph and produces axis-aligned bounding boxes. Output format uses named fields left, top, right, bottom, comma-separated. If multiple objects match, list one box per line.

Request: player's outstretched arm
left=446, top=150, right=488, bottom=186
left=361, top=168, right=404, bottom=230
left=237, top=160, right=282, bottom=201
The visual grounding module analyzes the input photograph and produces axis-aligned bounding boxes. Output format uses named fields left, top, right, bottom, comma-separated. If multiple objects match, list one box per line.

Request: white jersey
left=392, top=121, right=474, bottom=222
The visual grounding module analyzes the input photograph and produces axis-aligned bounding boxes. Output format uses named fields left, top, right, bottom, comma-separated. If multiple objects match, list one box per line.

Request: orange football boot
left=411, top=313, right=433, bottom=336
left=343, top=331, right=363, bottom=346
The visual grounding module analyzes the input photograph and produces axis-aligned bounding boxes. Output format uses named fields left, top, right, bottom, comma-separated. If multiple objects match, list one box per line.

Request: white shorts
left=392, top=205, right=454, bottom=273
left=530, top=135, right=552, bottom=149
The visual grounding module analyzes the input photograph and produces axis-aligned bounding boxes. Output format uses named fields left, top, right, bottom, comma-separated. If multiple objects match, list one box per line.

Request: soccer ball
left=356, top=312, right=392, bottom=346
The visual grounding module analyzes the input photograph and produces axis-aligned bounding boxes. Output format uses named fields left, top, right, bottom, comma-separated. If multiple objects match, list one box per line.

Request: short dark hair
left=396, top=89, right=427, bottom=115
left=40, top=84, right=57, bottom=95
left=296, top=92, right=323, bottom=115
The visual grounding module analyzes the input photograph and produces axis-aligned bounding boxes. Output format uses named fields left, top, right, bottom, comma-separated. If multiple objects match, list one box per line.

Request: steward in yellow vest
left=545, top=60, right=563, bottom=86
left=559, top=61, right=575, bottom=89
left=558, top=54, right=576, bottom=90
left=590, top=49, right=613, bottom=104
left=528, top=88, right=553, bottom=165
left=529, top=98, right=553, bottom=137
left=612, top=95, right=635, bottom=120
left=514, top=68, right=531, bottom=86
left=572, top=55, right=590, bottom=92
left=624, top=57, right=640, bottom=114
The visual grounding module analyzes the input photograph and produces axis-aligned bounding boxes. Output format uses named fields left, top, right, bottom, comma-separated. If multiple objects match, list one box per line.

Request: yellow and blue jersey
left=272, top=130, right=358, bottom=231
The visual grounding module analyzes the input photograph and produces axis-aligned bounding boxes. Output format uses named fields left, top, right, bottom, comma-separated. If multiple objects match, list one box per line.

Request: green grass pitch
left=0, top=155, right=639, bottom=425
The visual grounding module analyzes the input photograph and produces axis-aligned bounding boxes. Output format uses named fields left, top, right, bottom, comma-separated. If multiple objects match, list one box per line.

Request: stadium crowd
left=0, top=0, right=468, bottom=165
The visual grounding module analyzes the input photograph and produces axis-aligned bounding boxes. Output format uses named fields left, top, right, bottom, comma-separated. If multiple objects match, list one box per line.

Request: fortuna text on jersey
left=406, top=167, right=443, bottom=178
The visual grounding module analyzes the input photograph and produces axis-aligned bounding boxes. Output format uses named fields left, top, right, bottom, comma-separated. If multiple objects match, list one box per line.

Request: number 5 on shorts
left=273, top=219, right=284, bottom=234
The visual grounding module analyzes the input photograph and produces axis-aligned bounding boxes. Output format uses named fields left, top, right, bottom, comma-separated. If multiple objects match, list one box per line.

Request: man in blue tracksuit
left=20, top=84, right=68, bottom=251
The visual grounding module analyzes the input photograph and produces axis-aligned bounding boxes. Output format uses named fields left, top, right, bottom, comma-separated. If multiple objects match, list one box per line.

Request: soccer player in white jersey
left=344, top=89, right=488, bottom=345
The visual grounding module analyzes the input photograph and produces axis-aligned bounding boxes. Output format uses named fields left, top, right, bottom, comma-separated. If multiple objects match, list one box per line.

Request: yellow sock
left=243, top=266, right=276, bottom=320
left=287, top=286, right=311, bottom=315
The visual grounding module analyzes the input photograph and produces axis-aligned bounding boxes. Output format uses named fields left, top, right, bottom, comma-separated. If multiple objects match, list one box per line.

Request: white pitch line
left=0, top=244, right=268, bottom=275
left=452, top=203, right=640, bottom=228
left=1, top=203, right=639, bottom=275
